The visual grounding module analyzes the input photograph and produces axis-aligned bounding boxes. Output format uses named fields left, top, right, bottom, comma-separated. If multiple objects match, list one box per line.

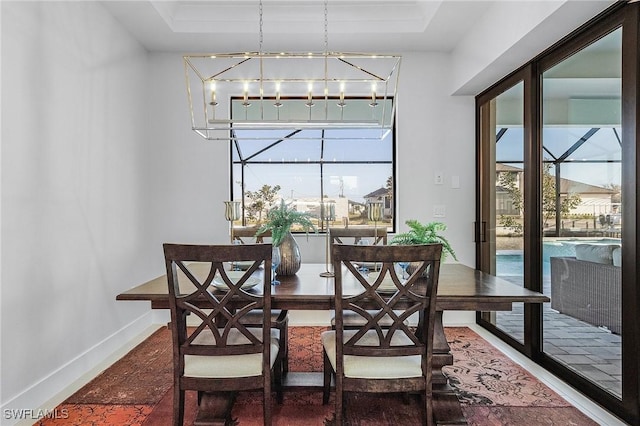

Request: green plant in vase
left=256, top=200, right=317, bottom=275
left=256, top=200, right=317, bottom=245
left=390, top=220, right=457, bottom=261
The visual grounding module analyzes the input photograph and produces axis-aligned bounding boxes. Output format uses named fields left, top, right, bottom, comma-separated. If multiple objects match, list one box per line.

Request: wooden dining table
left=117, top=262, right=549, bottom=425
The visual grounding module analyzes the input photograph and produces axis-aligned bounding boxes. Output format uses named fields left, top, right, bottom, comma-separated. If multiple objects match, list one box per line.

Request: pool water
left=496, top=254, right=549, bottom=276
left=496, top=238, right=621, bottom=277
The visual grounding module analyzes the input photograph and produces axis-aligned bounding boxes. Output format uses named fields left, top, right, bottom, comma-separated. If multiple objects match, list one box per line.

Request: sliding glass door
left=541, top=27, right=622, bottom=398
left=478, top=80, right=527, bottom=344
left=476, top=4, right=639, bottom=423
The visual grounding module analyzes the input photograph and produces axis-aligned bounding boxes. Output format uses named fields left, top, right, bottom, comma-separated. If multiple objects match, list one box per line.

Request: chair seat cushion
left=184, top=328, right=279, bottom=378
left=321, top=330, right=422, bottom=379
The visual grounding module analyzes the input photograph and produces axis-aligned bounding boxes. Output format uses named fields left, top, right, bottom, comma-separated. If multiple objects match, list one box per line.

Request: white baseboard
left=3, top=312, right=156, bottom=426
left=443, top=310, right=475, bottom=325
left=288, top=310, right=332, bottom=325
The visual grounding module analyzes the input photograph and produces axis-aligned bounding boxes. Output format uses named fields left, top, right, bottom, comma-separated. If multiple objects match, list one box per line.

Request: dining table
left=117, top=262, right=549, bottom=425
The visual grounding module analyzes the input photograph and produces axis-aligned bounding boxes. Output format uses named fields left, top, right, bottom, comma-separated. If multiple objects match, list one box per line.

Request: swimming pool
left=496, top=238, right=621, bottom=277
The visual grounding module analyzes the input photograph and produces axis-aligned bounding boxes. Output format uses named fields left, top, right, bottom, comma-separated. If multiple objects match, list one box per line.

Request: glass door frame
left=475, top=3, right=639, bottom=423
left=476, top=66, right=543, bottom=359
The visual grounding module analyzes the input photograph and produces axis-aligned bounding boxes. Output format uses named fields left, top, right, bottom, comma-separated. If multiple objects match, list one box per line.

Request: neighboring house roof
left=559, top=179, right=616, bottom=195
left=496, top=163, right=523, bottom=172
left=363, top=187, right=388, bottom=198
left=496, top=162, right=616, bottom=196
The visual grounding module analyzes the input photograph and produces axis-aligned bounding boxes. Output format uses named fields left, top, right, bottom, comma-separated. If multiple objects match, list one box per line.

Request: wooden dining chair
left=164, top=243, right=283, bottom=426
left=231, top=227, right=290, bottom=376
left=329, top=226, right=387, bottom=246
left=321, top=243, right=442, bottom=425
left=329, top=227, right=390, bottom=329
left=232, top=226, right=272, bottom=244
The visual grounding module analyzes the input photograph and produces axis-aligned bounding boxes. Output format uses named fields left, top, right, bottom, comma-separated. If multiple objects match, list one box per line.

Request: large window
left=230, top=99, right=395, bottom=233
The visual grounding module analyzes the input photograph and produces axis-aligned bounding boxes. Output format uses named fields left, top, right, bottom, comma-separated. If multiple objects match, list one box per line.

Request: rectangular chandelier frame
left=184, top=51, right=401, bottom=141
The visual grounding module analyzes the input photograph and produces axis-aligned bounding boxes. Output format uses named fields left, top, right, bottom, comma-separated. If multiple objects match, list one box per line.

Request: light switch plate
left=433, top=205, right=446, bottom=217
left=434, top=171, right=444, bottom=185
left=451, top=175, right=460, bottom=188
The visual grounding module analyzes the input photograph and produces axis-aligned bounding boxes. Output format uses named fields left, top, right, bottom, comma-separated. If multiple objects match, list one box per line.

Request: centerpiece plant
left=390, top=219, right=458, bottom=261
left=256, top=199, right=317, bottom=275
left=256, top=199, right=317, bottom=246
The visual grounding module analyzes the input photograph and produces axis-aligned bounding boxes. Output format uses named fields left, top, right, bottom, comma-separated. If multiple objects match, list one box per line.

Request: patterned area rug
left=39, top=326, right=597, bottom=425
left=443, top=328, right=569, bottom=407
left=66, top=327, right=174, bottom=405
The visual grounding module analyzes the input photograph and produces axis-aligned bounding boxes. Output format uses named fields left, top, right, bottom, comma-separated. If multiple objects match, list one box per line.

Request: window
left=230, top=98, right=395, bottom=233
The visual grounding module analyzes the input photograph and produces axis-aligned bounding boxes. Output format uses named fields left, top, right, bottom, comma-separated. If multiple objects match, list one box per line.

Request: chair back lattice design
left=332, top=243, right=442, bottom=366
left=329, top=227, right=388, bottom=246
left=163, top=243, right=272, bottom=375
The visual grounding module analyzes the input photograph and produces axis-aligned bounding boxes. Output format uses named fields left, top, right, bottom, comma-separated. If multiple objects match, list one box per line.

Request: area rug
left=66, top=327, right=174, bottom=405
left=39, top=326, right=597, bottom=425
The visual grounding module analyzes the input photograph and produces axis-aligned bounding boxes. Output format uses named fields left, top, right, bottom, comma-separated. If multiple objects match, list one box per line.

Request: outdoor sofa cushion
left=574, top=244, right=619, bottom=265
left=612, top=247, right=622, bottom=267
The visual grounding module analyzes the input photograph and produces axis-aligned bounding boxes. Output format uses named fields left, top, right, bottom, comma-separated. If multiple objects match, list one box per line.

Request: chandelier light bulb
left=209, top=81, right=217, bottom=106
left=306, top=82, right=314, bottom=107
left=274, top=81, right=282, bottom=107
left=370, top=83, right=378, bottom=107
left=243, top=82, right=251, bottom=107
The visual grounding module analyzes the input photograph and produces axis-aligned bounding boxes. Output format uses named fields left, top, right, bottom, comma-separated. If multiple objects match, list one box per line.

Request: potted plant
left=256, top=199, right=317, bottom=275
left=390, top=220, right=458, bottom=261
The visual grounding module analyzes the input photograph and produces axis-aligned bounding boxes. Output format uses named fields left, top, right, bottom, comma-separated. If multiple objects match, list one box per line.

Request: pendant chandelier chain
left=258, top=0, right=328, bottom=53
left=324, top=0, right=329, bottom=54
left=259, top=0, right=264, bottom=54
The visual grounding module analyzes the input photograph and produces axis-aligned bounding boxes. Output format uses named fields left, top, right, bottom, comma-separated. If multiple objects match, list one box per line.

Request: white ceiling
left=100, top=0, right=503, bottom=53
left=99, top=0, right=617, bottom=95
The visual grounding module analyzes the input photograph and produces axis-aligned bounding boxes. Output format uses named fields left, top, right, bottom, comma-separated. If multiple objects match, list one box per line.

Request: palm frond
left=255, top=200, right=317, bottom=246
left=390, top=220, right=457, bottom=261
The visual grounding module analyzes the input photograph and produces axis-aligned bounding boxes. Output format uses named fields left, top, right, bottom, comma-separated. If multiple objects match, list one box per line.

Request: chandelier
left=184, top=0, right=401, bottom=141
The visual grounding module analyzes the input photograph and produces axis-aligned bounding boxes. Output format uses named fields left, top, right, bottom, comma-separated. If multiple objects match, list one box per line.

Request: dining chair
left=329, top=226, right=388, bottom=246
left=230, top=227, right=289, bottom=376
left=321, top=243, right=442, bottom=425
left=329, top=227, right=390, bottom=329
left=232, top=226, right=271, bottom=244
left=164, top=243, right=283, bottom=426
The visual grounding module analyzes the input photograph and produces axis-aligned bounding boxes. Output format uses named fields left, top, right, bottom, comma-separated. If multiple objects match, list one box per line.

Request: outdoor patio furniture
left=550, top=244, right=621, bottom=334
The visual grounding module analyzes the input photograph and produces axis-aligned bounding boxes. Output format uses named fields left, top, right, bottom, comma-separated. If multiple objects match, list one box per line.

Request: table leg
left=193, top=391, right=236, bottom=426
left=431, top=311, right=467, bottom=425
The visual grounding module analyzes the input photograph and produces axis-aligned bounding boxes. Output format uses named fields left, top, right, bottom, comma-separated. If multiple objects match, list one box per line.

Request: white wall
left=1, top=1, right=158, bottom=420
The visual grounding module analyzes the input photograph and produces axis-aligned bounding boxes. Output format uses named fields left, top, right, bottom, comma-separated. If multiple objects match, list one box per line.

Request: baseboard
left=442, top=310, right=475, bottom=325
left=288, top=310, right=332, bottom=326
left=3, top=312, right=157, bottom=426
